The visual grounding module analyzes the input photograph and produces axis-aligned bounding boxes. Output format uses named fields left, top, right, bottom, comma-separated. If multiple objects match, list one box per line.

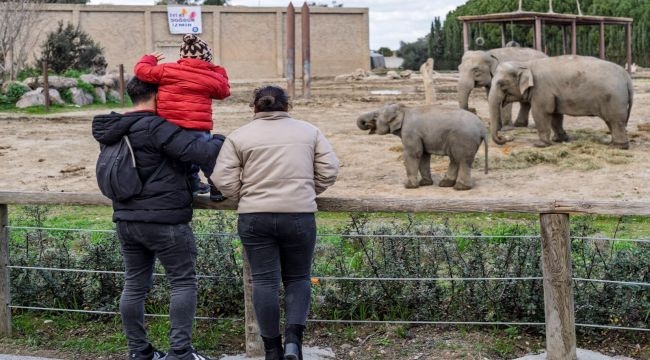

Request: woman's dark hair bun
left=252, top=85, right=289, bottom=112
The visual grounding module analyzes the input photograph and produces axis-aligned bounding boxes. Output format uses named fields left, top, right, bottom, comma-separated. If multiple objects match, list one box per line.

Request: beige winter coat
left=211, top=111, right=339, bottom=213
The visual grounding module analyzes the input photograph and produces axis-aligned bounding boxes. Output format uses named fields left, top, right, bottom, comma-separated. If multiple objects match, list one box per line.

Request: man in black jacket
left=92, top=77, right=220, bottom=360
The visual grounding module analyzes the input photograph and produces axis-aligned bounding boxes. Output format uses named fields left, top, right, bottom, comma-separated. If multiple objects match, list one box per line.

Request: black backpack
left=96, top=136, right=164, bottom=202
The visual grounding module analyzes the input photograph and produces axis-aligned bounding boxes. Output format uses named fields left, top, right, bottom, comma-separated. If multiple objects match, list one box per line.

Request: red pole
left=301, top=2, right=310, bottom=99
left=286, top=2, right=295, bottom=98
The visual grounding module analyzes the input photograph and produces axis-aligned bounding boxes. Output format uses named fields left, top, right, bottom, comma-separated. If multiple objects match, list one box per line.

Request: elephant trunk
left=457, top=76, right=474, bottom=110
left=357, top=111, right=377, bottom=134
left=488, top=87, right=508, bottom=145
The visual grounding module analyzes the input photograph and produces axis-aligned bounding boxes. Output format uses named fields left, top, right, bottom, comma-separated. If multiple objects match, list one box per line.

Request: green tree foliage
left=402, top=0, right=650, bottom=70
left=397, top=38, right=429, bottom=70
left=376, top=47, right=393, bottom=57
left=38, top=21, right=103, bottom=74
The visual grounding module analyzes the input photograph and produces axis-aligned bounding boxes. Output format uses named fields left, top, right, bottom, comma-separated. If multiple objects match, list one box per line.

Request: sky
left=87, top=0, right=469, bottom=50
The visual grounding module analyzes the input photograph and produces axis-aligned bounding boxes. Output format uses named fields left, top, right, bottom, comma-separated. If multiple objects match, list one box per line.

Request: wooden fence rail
left=1, top=191, right=649, bottom=359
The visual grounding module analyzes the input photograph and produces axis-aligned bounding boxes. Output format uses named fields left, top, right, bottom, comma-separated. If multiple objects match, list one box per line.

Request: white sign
left=167, top=6, right=202, bottom=34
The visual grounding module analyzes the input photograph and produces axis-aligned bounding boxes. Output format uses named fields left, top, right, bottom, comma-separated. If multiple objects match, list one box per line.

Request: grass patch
left=484, top=129, right=633, bottom=171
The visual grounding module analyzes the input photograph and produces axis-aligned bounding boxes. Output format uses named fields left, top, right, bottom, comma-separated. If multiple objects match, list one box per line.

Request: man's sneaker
left=209, top=187, right=226, bottom=202
left=128, top=344, right=166, bottom=360
left=191, top=180, right=211, bottom=196
left=165, top=347, right=212, bottom=360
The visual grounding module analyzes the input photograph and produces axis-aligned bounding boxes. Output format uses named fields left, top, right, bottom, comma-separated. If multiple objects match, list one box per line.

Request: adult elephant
left=357, top=104, right=487, bottom=190
left=489, top=55, right=633, bottom=149
left=457, top=47, right=547, bottom=128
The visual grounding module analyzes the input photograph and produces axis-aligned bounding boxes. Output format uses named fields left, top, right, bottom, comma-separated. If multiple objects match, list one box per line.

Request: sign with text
left=167, top=6, right=202, bottom=34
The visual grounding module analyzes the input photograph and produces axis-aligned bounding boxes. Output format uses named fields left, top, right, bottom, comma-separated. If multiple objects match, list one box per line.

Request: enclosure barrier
left=1, top=191, right=649, bottom=359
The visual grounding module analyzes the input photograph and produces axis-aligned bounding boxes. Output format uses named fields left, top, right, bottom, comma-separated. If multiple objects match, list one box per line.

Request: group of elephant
left=357, top=47, right=634, bottom=191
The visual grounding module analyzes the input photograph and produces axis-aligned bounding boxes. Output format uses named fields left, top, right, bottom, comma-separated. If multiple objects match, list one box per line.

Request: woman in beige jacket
left=211, top=85, right=339, bottom=360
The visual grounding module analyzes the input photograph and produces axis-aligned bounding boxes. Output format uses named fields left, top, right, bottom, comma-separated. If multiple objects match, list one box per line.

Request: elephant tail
left=483, top=135, right=488, bottom=175
left=626, top=77, right=634, bottom=126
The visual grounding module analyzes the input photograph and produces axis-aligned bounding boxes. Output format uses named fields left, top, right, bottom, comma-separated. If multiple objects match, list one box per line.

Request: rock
left=91, top=54, right=108, bottom=75
left=1, top=80, right=31, bottom=93
left=386, top=70, right=400, bottom=79
left=15, top=87, right=64, bottom=108
left=399, top=69, right=413, bottom=78
left=107, top=89, right=123, bottom=102
left=93, top=87, right=106, bottom=104
left=22, top=75, right=77, bottom=90
left=80, top=74, right=105, bottom=86
left=69, top=87, right=94, bottom=106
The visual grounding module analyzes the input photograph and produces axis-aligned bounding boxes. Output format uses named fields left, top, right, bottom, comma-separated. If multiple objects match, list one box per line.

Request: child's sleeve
left=208, top=66, right=231, bottom=100
left=133, top=55, right=165, bottom=84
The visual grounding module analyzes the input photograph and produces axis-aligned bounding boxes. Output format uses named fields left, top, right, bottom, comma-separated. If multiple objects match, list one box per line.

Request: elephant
left=457, top=47, right=547, bottom=129
left=357, top=104, right=488, bottom=191
left=488, top=55, right=633, bottom=149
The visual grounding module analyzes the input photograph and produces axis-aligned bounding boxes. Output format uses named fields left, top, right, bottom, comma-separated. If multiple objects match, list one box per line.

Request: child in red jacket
left=134, top=34, right=230, bottom=201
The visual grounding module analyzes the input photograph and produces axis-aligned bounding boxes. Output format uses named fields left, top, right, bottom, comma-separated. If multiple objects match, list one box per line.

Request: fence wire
left=4, top=225, right=649, bottom=333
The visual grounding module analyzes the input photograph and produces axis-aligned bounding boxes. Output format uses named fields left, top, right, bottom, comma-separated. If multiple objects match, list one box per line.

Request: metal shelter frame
left=457, top=11, right=633, bottom=73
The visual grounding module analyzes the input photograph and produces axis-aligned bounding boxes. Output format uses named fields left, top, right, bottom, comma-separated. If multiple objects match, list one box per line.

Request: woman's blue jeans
left=237, top=212, right=316, bottom=338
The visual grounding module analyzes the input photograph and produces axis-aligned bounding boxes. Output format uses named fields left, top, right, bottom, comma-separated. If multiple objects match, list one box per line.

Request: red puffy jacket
left=134, top=55, right=231, bottom=131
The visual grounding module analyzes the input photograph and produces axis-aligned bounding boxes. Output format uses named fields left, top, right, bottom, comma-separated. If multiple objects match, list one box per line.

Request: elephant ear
left=387, top=103, right=406, bottom=133
left=518, top=66, right=534, bottom=97
left=489, top=54, right=500, bottom=76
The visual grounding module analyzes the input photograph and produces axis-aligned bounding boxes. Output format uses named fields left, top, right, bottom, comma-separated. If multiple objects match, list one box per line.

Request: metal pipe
left=286, top=2, right=295, bottom=98
left=301, top=2, right=311, bottom=99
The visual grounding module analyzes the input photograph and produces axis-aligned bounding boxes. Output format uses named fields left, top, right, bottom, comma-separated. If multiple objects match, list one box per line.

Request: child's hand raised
left=149, top=51, right=165, bottom=62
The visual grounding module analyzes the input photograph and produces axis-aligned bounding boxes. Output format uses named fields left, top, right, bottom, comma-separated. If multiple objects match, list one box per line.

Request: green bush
left=38, top=21, right=103, bottom=74
left=6, top=206, right=649, bottom=332
left=16, top=67, right=42, bottom=81
left=5, top=83, right=29, bottom=103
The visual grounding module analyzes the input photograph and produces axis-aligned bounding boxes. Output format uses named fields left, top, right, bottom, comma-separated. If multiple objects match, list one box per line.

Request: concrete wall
left=29, top=4, right=370, bottom=80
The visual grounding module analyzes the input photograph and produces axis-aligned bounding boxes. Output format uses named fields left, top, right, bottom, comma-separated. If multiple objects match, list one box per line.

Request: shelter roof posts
left=457, top=11, right=633, bottom=73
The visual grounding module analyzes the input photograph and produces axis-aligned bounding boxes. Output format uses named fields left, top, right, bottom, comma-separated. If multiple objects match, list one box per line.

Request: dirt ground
left=1, top=73, right=650, bottom=204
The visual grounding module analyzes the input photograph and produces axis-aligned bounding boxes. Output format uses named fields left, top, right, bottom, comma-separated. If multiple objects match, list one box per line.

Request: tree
left=0, top=0, right=43, bottom=80
left=38, top=21, right=103, bottom=74
left=397, top=37, right=429, bottom=71
left=376, top=47, right=393, bottom=57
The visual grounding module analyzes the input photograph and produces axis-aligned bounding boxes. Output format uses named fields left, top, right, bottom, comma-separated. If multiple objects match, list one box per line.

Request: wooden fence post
left=119, top=64, right=125, bottom=106
left=243, top=251, right=264, bottom=356
left=539, top=213, right=577, bottom=360
left=42, top=61, right=50, bottom=113
left=0, top=204, right=11, bottom=336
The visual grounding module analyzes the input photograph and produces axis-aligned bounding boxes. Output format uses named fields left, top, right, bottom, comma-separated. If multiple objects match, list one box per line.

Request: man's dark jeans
left=237, top=213, right=316, bottom=338
left=117, top=221, right=198, bottom=354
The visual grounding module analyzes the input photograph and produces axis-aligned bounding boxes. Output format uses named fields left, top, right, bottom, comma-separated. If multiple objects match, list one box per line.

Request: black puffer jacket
left=92, top=110, right=222, bottom=224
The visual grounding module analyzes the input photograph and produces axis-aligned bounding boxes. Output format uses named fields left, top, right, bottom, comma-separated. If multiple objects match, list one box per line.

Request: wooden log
left=0, top=204, right=11, bottom=336
left=2, top=192, right=650, bottom=216
left=419, top=58, right=436, bottom=104
left=540, top=213, right=577, bottom=360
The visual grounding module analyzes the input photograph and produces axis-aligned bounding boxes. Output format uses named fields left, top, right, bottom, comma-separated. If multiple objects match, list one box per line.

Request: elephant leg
left=551, top=113, right=569, bottom=143
left=438, top=158, right=459, bottom=187
left=403, top=153, right=421, bottom=188
left=500, top=103, right=513, bottom=129
left=605, top=113, right=630, bottom=149
left=533, top=113, right=554, bottom=148
left=453, top=159, right=473, bottom=191
left=418, top=153, right=433, bottom=186
left=514, top=102, right=531, bottom=127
